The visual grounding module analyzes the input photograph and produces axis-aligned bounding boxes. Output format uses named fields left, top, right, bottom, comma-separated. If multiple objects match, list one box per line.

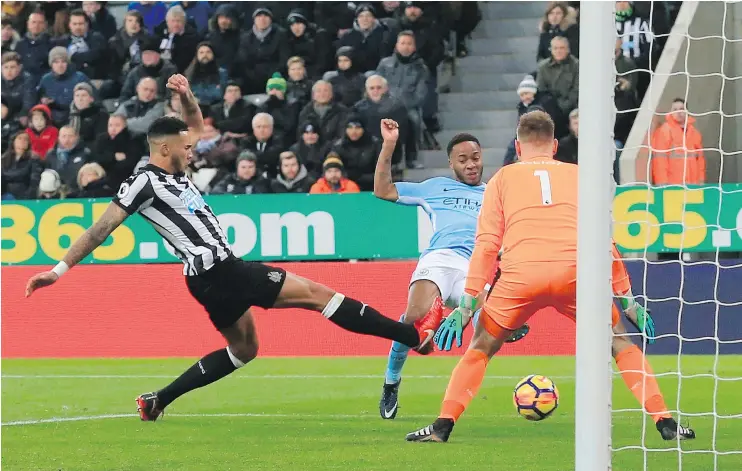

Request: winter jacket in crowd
left=241, top=135, right=285, bottom=179
left=114, top=98, right=166, bottom=136
left=328, top=132, right=380, bottom=191
left=153, top=22, right=202, bottom=73
left=537, top=13, right=579, bottom=61
left=270, top=163, right=315, bottom=193
left=334, top=18, right=394, bottom=73
left=556, top=133, right=578, bottom=164
left=211, top=172, right=271, bottom=194
left=353, top=93, right=407, bottom=164
left=25, top=105, right=59, bottom=158
left=72, top=177, right=116, bottom=198
left=0, top=150, right=43, bottom=199
left=237, top=25, right=290, bottom=94
left=119, top=58, right=179, bottom=101
left=127, top=1, right=168, bottom=34
left=313, top=2, right=357, bottom=38
left=187, top=59, right=228, bottom=107
left=175, top=1, right=213, bottom=35
left=44, top=142, right=91, bottom=192
left=1, top=119, right=22, bottom=154
left=1, top=70, right=33, bottom=119
left=15, top=32, right=54, bottom=81
left=36, top=69, right=91, bottom=125
left=108, top=28, right=148, bottom=81
left=376, top=52, right=429, bottom=110
left=650, top=113, right=705, bottom=185
left=206, top=4, right=242, bottom=77
left=392, top=14, right=445, bottom=72
left=289, top=140, right=331, bottom=178
left=309, top=176, right=360, bottom=194
left=257, top=95, right=300, bottom=142
left=68, top=102, right=109, bottom=147
left=92, top=127, right=146, bottom=189
left=296, top=101, right=349, bottom=143
left=88, top=5, right=119, bottom=40
left=286, top=77, right=312, bottom=110
left=210, top=97, right=255, bottom=135
left=536, top=54, right=579, bottom=116
left=54, top=31, right=109, bottom=79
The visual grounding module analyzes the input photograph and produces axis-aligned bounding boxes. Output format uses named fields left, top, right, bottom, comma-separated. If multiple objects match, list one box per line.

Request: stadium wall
left=3, top=260, right=741, bottom=358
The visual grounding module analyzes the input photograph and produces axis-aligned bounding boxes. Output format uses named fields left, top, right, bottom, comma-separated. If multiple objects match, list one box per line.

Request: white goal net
left=608, top=1, right=742, bottom=470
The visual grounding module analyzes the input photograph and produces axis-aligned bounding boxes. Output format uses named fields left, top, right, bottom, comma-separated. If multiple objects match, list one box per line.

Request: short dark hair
left=69, top=8, right=89, bottom=22
left=2, top=52, right=20, bottom=65
left=447, top=133, right=480, bottom=157
left=672, top=97, right=686, bottom=105
left=147, top=116, right=188, bottom=141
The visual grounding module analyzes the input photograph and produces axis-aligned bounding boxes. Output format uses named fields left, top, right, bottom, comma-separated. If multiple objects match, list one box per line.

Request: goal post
left=575, top=2, right=616, bottom=470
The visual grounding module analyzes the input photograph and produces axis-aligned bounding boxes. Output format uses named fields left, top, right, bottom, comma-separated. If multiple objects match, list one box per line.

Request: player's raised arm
left=465, top=173, right=506, bottom=297
left=373, top=119, right=400, bottom=202
left=25, top=202, right=130, bottom=297
left=166, top=74, right=203, bottom=137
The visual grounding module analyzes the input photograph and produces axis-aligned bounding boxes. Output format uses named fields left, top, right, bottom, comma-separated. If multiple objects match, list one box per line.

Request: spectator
left=154, top=5, right=201, bottom=74
left=1, top=1, right=35, bottom=36
left=242, top=112, right=285, bottom=178
left=206, top=4, right=241, bottom=78
left=109, top=10, right=148, bottom=81
left=335, top=4, right=394, bottom=73
left=328, top=115, right=380, bottom=191
left=73, top=162, right=115, bottom=198
left=45, top=125, right=91, bottom=192
left=175, top=1, right=213, bottom=35
left=314, top=2, right=357, bottom=40
left=211, top=82, right=254, bottom=138
left=1, top=98, right=22, bottom=153
left=184, top=41, right=227, bottom=106
left=16, top=11, right=54, bottom=83
left=270, top=150, right=315, bottom=193
left=115, top=76, right=166, bottom=137
left=128, top=1, right=168, bottom=35
left=377, top=31, right=429, bottom=168
left=442, top=1, right=482, bottom=57
left=1, top=131, right=42, bottom=200
left=164, top=92, right=183, bottom=118
left=190, top=118, right=240, bottom=182
left=556, top=108, right=578, bottom=164
left=536, top=36, right=579, bottom=134
left=285, top=56, right=312, bottom=110
left=614, top=37, right=639, bottom=147
left=36, top=47, right=90, bottom=125
left=297, top=80, right=349, bottom=143
left=91, top=114, right=145, bottom=189
left=353, top=74, right=407, bottom=167
left=258, top=72, right=300, bottom=140
left=82, top=1, right=118, bottom=40
left=537, top=2, right=579, bottom=62
left=119, top=36, right=178, bottom=101
left=38, top=168, right=63, bottom=199
left=290, top=120, right=330, bottom=178
left=211, top=150, right=272, bottom=194
left=55, top=9, right=108, bottom=81
left=325, top=46, right=366, bottom=108
left=25, top=104, right=58, bottom=159
left=1, top=52, right=32, bottom=121
left=378, top=1, right=402, bottom=20
left=237, top=7, right=290, bottom=94
left=309, top=153, right=360, bottom=194
left=2, top=18, right=19, bottom=54
left=68, top=82, right=109, bottom=147
left=650, top=98, right=706, bottom=185
left=285, top=10, right=320, bottom=78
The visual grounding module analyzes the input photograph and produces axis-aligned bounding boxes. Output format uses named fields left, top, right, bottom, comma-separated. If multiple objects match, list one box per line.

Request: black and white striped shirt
left=113, top=164, right=231, bottom=276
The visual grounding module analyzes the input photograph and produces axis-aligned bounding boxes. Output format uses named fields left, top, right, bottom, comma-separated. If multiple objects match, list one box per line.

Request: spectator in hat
left=285, top=56, right=313, bottom=110
left=353, top=74, right=407, bottom=167
left=38, top=168, right=62, bottom=199
left=290, top=120, right=331, bottom=178
left=314, top=2, right=357, bottom=40
left=270, top=150, right=315, bottom=193
left=45, top=125, right=92, bottom=193
left=242, top=112, right=285, bottom=178
left=257, top=72, right=300, bottom=140
left=211, top=81, right=255, bottom=138
left=285, top=9, right=320, bottom=78
left=297, top=80, right=349, bottom=143
left=211, top=150, right=272, bottom=195
left=154, top=5, right=201, bottom=73
left=128, top=1, right=168, bottom=35
left=328, top=115, right=380, bottom=191
left=309, top=153, right=360, bottom=194
left=35, top=47, right=91, bottom=125
left=324, top=46, right=366, bottom=108
left=115, top=76, right=166, bottom=138
left=1, top=51, right=33, bottom=121
left=54, top=8, right=108, bottom=81
left=25, top=104, right=58, bottom=159
left=82, top=1, right=118, bottom=40
left=72, top=161, right=115, bottom=198
left=1, top=131, right=43, bottom=200
left=68, top=82, right=109, bottom=147
left=206, top=4, right=241, bottom=78
left=184, top=41, right=227, bottom=106
left=109, top=10, right=148, bottom=82
left=15, top=11, right=54, bottom=83
left=335, top=3, right=395, bottom=73
left=237, top=7, right=290, bottom=95
left=119, top=35, right=178, bottom=101
left=91, top=114, right=145, bottom=189
left=175, top=1, right=213, bottom=35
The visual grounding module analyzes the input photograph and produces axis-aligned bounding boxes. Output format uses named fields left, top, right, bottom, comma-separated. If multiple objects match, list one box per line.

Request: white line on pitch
left=0, top=374, right=578, bottom=380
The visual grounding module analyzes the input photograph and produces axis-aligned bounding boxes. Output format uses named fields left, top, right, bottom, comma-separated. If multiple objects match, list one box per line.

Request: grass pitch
left=2, top=355, right=741, bottom=471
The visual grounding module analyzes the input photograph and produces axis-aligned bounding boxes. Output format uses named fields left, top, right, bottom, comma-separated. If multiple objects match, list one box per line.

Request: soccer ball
left=513, top=374, right=559, bottom=421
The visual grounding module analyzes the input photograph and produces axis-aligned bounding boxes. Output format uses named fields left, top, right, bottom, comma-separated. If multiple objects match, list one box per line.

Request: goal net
left=608, top=1, right=742, bottom=470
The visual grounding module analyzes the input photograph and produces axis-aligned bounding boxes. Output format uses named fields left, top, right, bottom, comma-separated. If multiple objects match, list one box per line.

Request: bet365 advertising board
left=2, top=185, right=741, bottom=266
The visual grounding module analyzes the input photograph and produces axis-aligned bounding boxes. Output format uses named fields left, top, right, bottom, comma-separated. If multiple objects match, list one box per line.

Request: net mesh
left=612, top=1, right=742, bottom=469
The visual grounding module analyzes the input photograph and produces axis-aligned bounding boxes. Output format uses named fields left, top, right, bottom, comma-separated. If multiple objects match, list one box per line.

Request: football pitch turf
left=2, top=355, right=741, bottom=471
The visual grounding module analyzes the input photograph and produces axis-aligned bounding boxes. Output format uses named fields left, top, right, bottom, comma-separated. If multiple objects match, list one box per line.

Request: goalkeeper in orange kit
left=406, top=110, right=695, bottom=443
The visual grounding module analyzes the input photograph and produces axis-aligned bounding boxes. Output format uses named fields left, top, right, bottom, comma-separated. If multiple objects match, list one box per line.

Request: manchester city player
left=373, top=119, right=526, bottom=419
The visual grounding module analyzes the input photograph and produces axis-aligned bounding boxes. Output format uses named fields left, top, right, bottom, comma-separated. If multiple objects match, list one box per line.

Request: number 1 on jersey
left=534, top=170, right=552, bottom=205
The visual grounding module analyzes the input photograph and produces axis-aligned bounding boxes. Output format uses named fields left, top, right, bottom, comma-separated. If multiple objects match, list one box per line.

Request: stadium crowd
left=1, top=0, right=481, bottom=200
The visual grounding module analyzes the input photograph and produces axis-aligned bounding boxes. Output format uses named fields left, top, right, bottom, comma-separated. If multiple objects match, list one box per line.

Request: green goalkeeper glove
left=622, top=298, right=656, bottom=344
left=434, top=293, right=477, bottom=351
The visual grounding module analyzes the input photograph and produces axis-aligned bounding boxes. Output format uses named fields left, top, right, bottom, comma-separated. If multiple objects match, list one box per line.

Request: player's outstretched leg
left=381, top=280, right=443, bottom=419
left=137, top=310, right=259, bottom=421
left=612, top=314, right=695, bottom=440
left=406, top=311, right=513, bottom=442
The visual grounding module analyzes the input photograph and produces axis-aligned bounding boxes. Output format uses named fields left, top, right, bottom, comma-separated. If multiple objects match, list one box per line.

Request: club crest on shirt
left=180, top=187, right=206, bottom=213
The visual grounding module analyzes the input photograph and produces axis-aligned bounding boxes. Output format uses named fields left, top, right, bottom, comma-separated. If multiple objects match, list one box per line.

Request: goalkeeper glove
left=434, top=293, right=477, bottom=351
left=622, top=299, right=656, bottom=344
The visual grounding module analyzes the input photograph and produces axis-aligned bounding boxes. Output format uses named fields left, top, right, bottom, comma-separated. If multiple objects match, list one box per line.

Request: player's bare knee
left=307, top=280, right=335, bottom=312
left=470, top=326, right=503, bottom=358
left=228, top=339, right=258, bottom=365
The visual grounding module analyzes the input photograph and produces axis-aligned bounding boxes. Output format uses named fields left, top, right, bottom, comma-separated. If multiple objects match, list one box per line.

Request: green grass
left=2, top=356, right=741, bottom=471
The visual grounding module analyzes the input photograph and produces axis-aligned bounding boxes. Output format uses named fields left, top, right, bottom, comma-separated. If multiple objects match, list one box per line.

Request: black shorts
left=186, top=256, right=286, bottom=329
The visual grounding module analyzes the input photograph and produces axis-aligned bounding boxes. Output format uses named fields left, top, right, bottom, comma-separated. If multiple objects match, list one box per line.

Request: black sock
left=157, top=348, right=238, bottom=407
left=326, top=297, right=420, bottom=348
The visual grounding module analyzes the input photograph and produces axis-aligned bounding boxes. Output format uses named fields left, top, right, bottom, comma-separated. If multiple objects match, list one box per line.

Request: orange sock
left=614, top=345, right=671, bottom=423
left=439, top=349, right=489, bottom=422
